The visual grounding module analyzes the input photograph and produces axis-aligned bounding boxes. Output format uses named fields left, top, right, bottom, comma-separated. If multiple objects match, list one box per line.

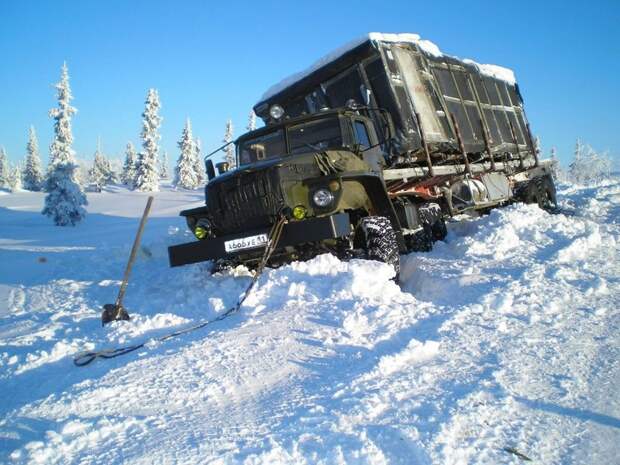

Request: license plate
left=224, top=233, right=269, bottom=253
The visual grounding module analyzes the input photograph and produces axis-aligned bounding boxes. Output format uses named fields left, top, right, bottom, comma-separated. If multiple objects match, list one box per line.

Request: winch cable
left=73, top=215, right=288, bottom=367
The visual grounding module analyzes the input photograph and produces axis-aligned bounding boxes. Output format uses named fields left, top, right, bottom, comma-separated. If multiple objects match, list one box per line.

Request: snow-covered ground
left=0, top=180, right=619, bottom=464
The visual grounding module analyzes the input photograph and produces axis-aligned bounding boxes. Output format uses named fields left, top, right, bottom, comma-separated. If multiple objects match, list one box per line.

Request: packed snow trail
left=0, top=181, right=619, bottom=464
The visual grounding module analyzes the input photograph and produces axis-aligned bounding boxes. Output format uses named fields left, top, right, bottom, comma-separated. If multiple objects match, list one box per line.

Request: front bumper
left=168, top=213, right=351, bottom=267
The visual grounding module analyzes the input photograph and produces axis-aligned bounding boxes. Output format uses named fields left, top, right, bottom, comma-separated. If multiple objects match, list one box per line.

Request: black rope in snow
left=74, top=216, right=288, bottom=367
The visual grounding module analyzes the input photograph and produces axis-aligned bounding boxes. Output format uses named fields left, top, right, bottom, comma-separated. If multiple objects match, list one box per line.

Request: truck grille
left=206, top=167, right=285, bottom=234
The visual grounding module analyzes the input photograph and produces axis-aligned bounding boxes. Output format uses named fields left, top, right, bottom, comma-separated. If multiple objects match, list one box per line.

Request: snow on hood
left=260, top=32, right=516, bottom=102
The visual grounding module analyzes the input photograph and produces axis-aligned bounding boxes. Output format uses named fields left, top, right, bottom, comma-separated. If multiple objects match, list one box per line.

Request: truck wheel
left=431, top=217, right=448, bottom=241
left=522, top=176, right=557, bottom=211
left=355, top=216, right=400, bottom=278
left=405, top=216, right=446, bottom=252
left=407, top=227, right=433, bottom=252
left=540, top=176, right=558, bottom=210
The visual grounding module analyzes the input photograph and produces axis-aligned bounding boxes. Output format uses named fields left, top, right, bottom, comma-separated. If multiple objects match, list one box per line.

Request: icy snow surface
left=1, top=180, right=620, bottom=464
left=260, top=32, right=516, bottom=101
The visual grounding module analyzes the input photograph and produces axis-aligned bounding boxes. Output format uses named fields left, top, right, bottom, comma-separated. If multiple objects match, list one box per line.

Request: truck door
left=353, top=118, right=384, bottom=174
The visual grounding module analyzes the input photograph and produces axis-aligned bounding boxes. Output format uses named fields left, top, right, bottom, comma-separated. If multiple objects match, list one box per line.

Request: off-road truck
left=168, top=33, right=556, bottom=274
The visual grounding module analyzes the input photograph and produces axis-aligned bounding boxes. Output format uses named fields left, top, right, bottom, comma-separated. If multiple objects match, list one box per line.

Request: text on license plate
left=224, top=234, right=269, bottom=253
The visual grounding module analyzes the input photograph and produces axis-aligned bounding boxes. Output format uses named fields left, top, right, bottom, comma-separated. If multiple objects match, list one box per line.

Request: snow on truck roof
left=260, top=32, right=517, bottom=102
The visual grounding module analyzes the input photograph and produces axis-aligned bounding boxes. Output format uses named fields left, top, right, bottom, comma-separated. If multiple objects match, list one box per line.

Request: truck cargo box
left=254, top=33, right=535, bottom=166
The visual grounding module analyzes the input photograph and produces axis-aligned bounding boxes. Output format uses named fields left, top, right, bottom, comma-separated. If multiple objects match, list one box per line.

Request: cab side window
left=354, top=121, right=371, bottom=149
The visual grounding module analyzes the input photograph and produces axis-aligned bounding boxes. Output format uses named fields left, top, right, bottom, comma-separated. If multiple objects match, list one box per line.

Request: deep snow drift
left=0, top=180, right=619, bottom=464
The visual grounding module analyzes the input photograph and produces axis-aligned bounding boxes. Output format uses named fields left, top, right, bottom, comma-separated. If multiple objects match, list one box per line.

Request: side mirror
left=215, top=162, right=229, bottom=175
left=345, top=99, right=359, bottom=110
left=205, top=159, right=216, bottom=181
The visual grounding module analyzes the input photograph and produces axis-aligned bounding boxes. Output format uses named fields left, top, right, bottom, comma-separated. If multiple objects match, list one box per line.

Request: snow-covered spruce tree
left=549, top=146, right=563, bottom=182
left=567, top=139, right=613, bottom=185
left=43, top=162, right=88, bottom=225
left=0, top=147, right=9, bottom=189
left=121, top=142, right=138, bottom=187
left=193, top=137, right=205, bottom=185
left=174, top=119, right=199, bottom=189
left=8, top=163, right=22, bottom=191
left=104, top=156, right=119, bottom=184
left=223, top=119, right=235, bottom=169
left=89, top=145, right=110, bottom=192
left=586, top=148, right=612, bottom=183
left=160, top=150, right=170, bottom=179
left=46, top=63, right=78, bottom=172
left=134, top=89, right=162, bottom=192
left=247, top=110, right=257, bottom=131
left=42, top=62, right=87, bottom=226
left=93, top=139, right=117, bottom=185
left=23, top=126, right=44, bottom=191
left=568, top=138, right=584, bottom=184
left=73, top=159, right=89, bottom=188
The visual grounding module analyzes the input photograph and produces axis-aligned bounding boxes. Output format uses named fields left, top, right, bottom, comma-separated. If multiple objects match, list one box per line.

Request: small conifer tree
left=42, top=62, right=87, bottom=226
left=121, top=142, right=138, bottom=188
left=567, top=139, right=613, bottom=184
left=8, top=163, right=23, bottom=191
left=134, top=89, right=162, bottom=192
left=160, top=150, right=170, bottom=179
left=89, top=145, right=109, bottom=192
left=549, top=146, right=563, bottom=182
left=223, top=119, right=235, bottom=169
left=23, top=126, right=44, bottom=191
left=0, top=147, right=9, bottom=189
left=568, top=138, right=584, bottom=183
left=193, top=137, right=205, bottom=185
left=43, top=162, right=88, bottom=225
left=174, top=119, right=199, bottom=189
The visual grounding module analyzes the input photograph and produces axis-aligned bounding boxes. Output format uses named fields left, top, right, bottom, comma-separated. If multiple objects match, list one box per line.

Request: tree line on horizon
left=0, top=63, right=259, bottom=226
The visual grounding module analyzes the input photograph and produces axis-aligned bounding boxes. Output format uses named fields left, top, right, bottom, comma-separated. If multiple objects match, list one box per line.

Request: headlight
left=194, top=218, right=211, bottom=240
left=269, top=104, right=285, bottom=120
left=312, top=189, right=334, bottom=208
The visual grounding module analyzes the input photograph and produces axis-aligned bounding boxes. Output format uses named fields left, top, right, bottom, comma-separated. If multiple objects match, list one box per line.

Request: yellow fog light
left=292, top=205, right=307, bottom=220
left=194, top=226, right=208, bottom=239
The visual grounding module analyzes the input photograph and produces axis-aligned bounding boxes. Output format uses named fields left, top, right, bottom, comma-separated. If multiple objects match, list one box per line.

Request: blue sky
left=0, top=0, right=618, bottom=167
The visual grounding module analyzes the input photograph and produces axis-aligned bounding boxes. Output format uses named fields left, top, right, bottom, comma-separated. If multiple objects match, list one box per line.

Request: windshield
left=288, top=118, right=343, bottom=154
left=237, top=117, right=344, bottom=166
left=238, top=129, right=286, bottom=165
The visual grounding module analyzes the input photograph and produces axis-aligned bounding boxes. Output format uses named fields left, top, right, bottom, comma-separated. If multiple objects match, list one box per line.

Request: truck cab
left=234, top=108, right=385, bottom=174
left=168, top=109, right=407, bottom=271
